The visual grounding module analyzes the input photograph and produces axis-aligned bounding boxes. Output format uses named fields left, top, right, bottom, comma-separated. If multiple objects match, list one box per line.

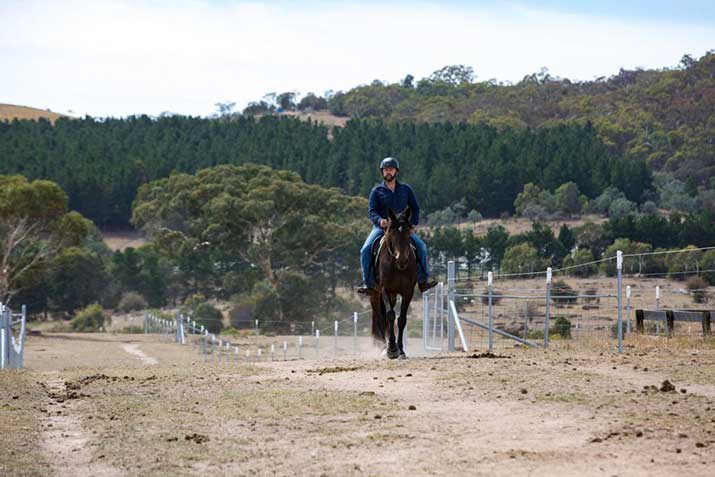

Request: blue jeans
left=360, top=227, right=429, bottom=287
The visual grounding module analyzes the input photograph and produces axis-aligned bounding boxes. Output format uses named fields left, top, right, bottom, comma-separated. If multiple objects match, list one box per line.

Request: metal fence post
left=617, top=250, right=623, bottom=354
left=655, top=285, right=661, bottom=335
left=315, top=330, right=320, bottom=359
left=422, top=293, right=429, bottom=352
left=626, top=285, right=632, bottom=334
left=0, top=306, right=7, bottom=370
left=353, top=312, right=358, bottom=354
left=334, top=320, right=338, bottom=357
left=298, top=336, right=303, bottom=359
left=488, top=271, right=493, bottom=353
left=447, top=260, right=456, bottom=352
left=271, top=343, right=275, bottom=361
left=283, top=341, right=287, bottom=361
left=435, top=284, right=442, bottom=349
left=175, top=311, right=183, bottom=344
left=255, top=319, right=259, bottom=347
left=544, top=267, right=552, bottom=347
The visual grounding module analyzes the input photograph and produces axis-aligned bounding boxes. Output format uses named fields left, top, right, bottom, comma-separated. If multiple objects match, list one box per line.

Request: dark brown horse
left=370, top=207, right=418, bottom=359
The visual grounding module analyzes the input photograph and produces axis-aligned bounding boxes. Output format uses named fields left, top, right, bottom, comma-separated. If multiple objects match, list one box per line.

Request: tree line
left=0, top=115, right=649, bottom=227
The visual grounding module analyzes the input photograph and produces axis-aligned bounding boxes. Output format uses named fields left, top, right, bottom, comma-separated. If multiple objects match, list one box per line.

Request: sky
left=1, top=0, right=714, bottom=118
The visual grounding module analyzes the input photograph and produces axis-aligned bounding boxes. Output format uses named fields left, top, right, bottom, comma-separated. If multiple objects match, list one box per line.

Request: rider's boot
left=357, top=284, right=375, bottom=295
left=418, top=279, right=438, bottom=293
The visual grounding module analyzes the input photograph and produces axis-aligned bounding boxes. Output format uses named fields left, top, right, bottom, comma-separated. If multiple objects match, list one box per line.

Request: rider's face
left=382, top=167, right=397, bottom=182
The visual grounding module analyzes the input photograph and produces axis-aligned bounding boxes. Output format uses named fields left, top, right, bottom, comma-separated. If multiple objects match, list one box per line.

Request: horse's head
left=386, top=207, right=414, bottom=271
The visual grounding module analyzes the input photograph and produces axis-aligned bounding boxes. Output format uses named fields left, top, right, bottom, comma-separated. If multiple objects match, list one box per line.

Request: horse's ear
left=388, top=208, right=398, bottom=223
left=403, top=206, right=412, bottom=223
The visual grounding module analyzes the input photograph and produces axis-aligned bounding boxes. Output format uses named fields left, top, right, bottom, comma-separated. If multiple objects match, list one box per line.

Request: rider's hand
left=379, top=219, right=389, bottom=229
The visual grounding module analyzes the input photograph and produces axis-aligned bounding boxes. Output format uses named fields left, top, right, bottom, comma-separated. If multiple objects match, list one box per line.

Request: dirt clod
left=660, top=380, right=676, bottom=392
left=308, top=366, right=361, bottom=375
left=408, top=405, right=416, bottom=411
left=468, top=352, right=508, bottom=359
left=185, top=433, right=210, bottom=444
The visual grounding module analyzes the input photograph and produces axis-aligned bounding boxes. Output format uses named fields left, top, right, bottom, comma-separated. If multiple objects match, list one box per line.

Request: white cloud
left=1, top=0, right=713, bottom=117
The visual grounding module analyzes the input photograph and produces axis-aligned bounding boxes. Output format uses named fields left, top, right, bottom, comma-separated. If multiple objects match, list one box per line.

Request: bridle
left=385, top=223, right=415, bottom=262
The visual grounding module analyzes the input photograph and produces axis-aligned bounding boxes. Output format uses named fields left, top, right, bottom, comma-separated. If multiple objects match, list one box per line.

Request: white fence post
left=544, top=267, right=552, bottom=347
left=487, top=271, right=493, bottom=353
left=626, top=285, right=632, bottom=334
left=617, top=250, right=623, bottom=354
left=334, top=320, right=338, bottom=357
left=447, top=261, right=456, bottom=352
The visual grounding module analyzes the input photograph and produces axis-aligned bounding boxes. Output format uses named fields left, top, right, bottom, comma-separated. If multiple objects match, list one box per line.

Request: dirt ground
left=2, top=332, right=715, bottom=476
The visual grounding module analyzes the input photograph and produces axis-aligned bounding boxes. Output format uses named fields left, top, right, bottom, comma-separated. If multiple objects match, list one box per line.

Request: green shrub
left=553, top=316, right=572, bottom=339
left=562, top=249, right=598, bottom=277
left=70, top=304, right=107, bottom=332
left=117, top=292, right=148, bottom=313
left=220, top=326, right=242, bottom=336
left=610, top=322, right=624, bottom=338
left=686, top=276, right=708, bottom=304
left=480, top=288, right=504, bottom=305
left=551, top=280, right=577, bottom=305
left=193, top=302, right=224, bottom=334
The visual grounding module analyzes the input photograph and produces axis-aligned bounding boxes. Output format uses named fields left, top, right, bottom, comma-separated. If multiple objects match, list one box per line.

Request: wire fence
left=428, top=246, right=715, bottom=354
left=0, top=303, right=27, bottom=370
left=144, top=309, right=419, bottom=363
left=142, top=246, right=715, bottom=361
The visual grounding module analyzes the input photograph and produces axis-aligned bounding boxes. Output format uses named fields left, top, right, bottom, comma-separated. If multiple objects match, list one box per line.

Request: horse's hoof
left=398, top=352, right=407, bottom=360
left=386, top=347, right=400, bottom=359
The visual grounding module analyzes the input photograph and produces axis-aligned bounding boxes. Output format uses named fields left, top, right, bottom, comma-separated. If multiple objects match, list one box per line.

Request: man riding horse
left=357, top=157, right=438, bottom=295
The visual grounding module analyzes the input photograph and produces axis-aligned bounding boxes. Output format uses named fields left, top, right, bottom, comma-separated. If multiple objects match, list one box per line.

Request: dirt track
left=2, top=332, right=715, bottom=476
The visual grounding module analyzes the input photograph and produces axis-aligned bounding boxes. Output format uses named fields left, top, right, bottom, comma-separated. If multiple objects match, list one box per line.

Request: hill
left=248, top=52, right=715, bottom=190
left=0, top=103, right=65, bottom=123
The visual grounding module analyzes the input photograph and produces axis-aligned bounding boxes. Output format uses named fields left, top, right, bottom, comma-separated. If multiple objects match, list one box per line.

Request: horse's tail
left=370, top=293, right=387, bottom=342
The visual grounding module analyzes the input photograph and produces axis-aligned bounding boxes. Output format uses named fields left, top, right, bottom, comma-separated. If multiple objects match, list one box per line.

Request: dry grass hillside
left=278, top=110, right=349, bottom=130
left=102, top=230, right=148, bottom=251
left=438, top=214, right=608, bottom=237
left=0, top=103, right=65, bottom=123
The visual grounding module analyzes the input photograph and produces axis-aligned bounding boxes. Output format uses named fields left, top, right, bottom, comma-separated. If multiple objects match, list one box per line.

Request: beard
left=383, top=173, right=395, bottom=182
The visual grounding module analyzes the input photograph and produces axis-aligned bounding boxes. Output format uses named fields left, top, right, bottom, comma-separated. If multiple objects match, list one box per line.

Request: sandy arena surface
left=2, top=331, right=715, bottom=476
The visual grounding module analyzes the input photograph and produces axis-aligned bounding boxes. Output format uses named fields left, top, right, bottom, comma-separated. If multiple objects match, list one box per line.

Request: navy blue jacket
left=368, top=181, right=420, bottom=227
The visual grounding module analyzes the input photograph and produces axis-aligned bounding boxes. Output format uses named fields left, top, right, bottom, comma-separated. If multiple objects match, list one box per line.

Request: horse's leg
left=384, top=291, right=399, bottom=359
left=397, top=292, right=413, bottom=359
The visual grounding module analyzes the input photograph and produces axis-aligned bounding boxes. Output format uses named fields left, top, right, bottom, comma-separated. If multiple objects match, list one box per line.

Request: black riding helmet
left=380, top=157, right=400, bottom=171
